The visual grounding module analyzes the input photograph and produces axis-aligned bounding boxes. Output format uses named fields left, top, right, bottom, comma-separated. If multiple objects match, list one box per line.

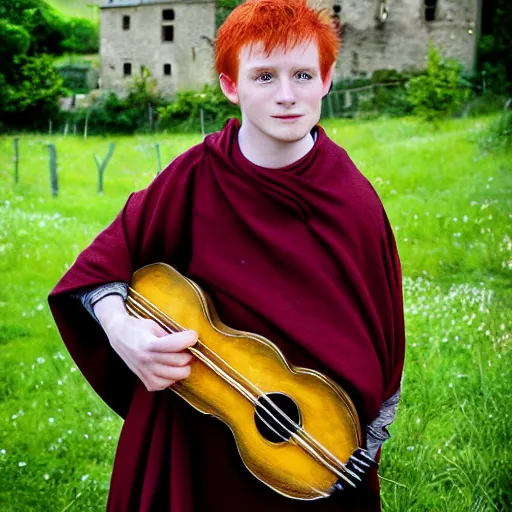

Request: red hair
left=215, top=0, right=340, bottom=82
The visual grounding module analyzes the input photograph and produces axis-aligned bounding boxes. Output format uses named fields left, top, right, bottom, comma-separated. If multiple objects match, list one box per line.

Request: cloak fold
left=49, top=119, right=405, bottom=511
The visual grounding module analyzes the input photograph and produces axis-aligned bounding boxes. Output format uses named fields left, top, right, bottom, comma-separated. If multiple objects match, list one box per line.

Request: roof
left=101, top=0, right=214, bottom=7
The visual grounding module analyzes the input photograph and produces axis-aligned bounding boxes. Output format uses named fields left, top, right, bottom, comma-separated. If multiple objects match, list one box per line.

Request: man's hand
left=94, top=295, right=197, bottom=392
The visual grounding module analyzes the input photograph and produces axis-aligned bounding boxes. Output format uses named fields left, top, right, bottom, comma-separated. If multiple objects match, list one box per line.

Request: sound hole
left=254, top=392, right=302, bottom=443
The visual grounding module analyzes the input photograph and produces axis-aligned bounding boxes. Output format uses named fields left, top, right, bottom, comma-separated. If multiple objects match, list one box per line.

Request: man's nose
left=276, top=79, right=296, bottom=107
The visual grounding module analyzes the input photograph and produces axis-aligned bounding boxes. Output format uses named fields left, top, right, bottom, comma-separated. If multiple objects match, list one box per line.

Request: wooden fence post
left=200, top=109, right=205, bottom=139
left=327, top=94, right=334, bottom=119
left=84, top=111, right=89, bottom=140
left=155, top=143, right=162, bottom=175
left=13, top=138, right=19, bottom=185
left=94, top=142, right=115, bottom=194
left=48, top=144, right=58, bottom=197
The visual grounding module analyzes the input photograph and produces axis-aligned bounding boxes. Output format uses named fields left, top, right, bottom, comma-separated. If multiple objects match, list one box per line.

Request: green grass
left=0, top=117, right=511, bottom=511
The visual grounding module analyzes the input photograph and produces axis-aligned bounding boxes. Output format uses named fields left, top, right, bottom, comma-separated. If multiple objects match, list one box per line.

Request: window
left=122, top=15, right=130, bottom=30
left=333, top=4, right=341, bottom=14
left=163, top=63, right=172, bottom=76
left=162, top=25, right=174, bottom=42
left=123, top=62, right=132, bottom=76
left=425, top=0, right=437, bottom=21
left=162, top=9, right=175, bottom=21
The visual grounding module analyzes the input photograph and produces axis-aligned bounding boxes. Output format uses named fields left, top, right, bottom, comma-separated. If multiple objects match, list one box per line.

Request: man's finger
left=153, top=364, right=192, bottom=382
left=152, top=351, right=194, bottom=367
left=143, top=319, right=168, bottom=338
left=149, top=330, right=198, bottom=353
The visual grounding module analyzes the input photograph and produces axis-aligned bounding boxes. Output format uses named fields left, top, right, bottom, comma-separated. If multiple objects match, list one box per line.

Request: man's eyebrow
left=246, top=65, right=318, bottom=73
left=247, top=66, right=276, bottom=73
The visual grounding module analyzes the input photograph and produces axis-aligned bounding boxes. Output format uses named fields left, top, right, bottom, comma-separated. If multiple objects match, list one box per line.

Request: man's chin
left=271, top=127, right=314, bottom=144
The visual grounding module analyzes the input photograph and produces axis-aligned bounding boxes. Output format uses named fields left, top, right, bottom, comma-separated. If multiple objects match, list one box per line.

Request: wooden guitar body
left=127, top=263, right=375, bottom=501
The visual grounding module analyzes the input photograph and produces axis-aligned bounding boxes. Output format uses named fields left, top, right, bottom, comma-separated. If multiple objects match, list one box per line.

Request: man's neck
left=238, top=123, right=315, bottom=169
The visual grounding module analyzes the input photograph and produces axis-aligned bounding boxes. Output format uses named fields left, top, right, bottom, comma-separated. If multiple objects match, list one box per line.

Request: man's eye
left=257, top=73, right=273, bottom=82
left=296, top=71, right=312, bottom=80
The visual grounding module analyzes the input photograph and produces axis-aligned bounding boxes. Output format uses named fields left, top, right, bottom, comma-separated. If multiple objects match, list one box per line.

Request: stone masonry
left=99, top=0, right=481, bottom=97
left=99, top=0, right=216, bottom=98
left=328, top=0, right=481, bottom=80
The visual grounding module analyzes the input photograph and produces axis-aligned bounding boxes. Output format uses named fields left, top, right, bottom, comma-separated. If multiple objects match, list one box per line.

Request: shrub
left=157, top=84, right=240, bottom=132
left=408, top=44, right=472, bottom=123
left=66, top=70, right=165, bottom=135
left=481, top=110, right=512, bottom=151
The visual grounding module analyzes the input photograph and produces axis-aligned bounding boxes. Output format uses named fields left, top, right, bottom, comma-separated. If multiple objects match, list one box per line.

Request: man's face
left=221, top=40, right=332, bottom=144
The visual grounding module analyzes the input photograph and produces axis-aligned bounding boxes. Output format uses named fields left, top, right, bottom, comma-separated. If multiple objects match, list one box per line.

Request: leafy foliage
left=216, top=0, right=240, bottom=28
left=408, top=45, right=472, bottom=123
left=0, top=54, right=66, bottom=129
left=478, top=0, right=512, bottom=95
left=0, top=20, right=31, bottom=67
left=67, top=70, right=165, bottom=135
left=481, top=109, right=512, bottom=151
left=0, top=0, right=99, bottom=131
left=157, top=84, right=240, bottom=132
left=60, top=17, right=98, bottom=54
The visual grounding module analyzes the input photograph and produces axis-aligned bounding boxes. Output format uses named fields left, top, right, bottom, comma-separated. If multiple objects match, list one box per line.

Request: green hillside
left=46, top=0, right=99, bottom=20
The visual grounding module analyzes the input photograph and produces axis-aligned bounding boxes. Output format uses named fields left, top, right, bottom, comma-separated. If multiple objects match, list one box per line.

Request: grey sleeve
left=365, top=387, right=401, bottom=458
left=73, top=282, right=128, bottom=324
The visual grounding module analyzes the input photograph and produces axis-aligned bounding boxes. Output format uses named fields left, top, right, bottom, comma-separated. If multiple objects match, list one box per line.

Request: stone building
left=324, top=0, right=482, bottom=80
left=99, top=0, right=481, bottom=98
left=99, top=0, right=216, bottom=98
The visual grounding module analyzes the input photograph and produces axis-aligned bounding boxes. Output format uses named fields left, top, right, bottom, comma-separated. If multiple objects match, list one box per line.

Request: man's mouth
left=272, top=115, right=303, bottom=120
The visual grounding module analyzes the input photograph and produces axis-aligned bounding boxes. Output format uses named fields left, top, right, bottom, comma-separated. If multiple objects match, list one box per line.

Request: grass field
left=0, top=116, right=511, bottom=511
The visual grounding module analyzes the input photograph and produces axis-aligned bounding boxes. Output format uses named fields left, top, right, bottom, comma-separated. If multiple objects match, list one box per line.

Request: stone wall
left=99, top=0, right=480, bottom=97
left=100, top=0, right=215, bottom=98
left=332, top=0, right=479, bottom=80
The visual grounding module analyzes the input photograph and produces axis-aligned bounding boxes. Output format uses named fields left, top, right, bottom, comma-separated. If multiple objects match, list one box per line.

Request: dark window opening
left=163, top=9, right=175, bottom=21
left=425, top=0, right=437, bottom=21
left=122, top=15, right=130, bottom=30
left=333, top=4, right=341, bottom=14
left=162, top=25, right=174, bottom=42
left=123, top=62, right=132, bottom=76
left=163, top=63, right=172, bottom=76
left=192, top=47, right=196, bottom=61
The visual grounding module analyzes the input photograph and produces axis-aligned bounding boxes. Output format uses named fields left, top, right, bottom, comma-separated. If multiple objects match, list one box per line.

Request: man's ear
left=322, top=64, right=335, bottom=97
left=219, top=73, right=239, bottom=105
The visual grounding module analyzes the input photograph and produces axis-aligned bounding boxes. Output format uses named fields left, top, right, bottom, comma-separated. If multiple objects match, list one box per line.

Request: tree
left=478, top=0, right=512, bottom=94
left=0, top=20, right=31, bottom=72
left=61, top=17, right=99, bottom=54
left=216, top=0, right=241, bottom=28
left=1, top=54, right=66, bottom=129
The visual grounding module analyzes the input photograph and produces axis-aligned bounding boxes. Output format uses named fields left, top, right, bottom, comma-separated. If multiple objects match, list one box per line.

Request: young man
left=49, top=0, right=405, bottom=510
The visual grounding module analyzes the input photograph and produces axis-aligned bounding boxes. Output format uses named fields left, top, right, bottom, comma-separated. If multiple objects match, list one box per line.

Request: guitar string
left=126, top=291, right=360, bottom=487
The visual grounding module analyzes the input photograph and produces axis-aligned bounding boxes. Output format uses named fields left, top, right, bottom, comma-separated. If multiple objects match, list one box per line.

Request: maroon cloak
left=49, top=119, right=405, bottom=511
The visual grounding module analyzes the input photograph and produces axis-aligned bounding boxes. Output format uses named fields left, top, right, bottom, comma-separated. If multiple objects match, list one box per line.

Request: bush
left=481, top=110, right=512, bottom=151
left=408, top=45, right=472, bottom=123
left=157, top=84, right=240, bottom=132
left=325, top=70, right=414, bottom=118
left=463, top=93, right=510, bottom=117
left=66, top=70, right=165, bottom=135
